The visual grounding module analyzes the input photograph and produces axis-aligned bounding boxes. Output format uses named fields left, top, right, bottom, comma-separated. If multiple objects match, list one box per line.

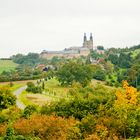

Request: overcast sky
left=0, top=0, right=140, bottom=58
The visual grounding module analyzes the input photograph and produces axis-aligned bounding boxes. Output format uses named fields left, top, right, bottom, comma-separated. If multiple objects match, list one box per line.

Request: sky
left=0, top=0, right=140, bottom=58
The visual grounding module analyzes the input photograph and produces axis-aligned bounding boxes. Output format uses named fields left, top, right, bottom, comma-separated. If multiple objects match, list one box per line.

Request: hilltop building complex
left=40, top=33, right=104, bottom=60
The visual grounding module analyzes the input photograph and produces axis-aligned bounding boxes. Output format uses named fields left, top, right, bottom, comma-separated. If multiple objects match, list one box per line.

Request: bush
left=0, top=86, right=16, bottom=110
left=23, top=105, right=38, bottom=118
left=13, top=115, right=76, bottom=140
left=93, top=70, right=106, bottom=81
left=0, top=106, right=21, bottom=123
left=41, top=97, right=102, bottom=120
left=78, top=114, right=96, bottom=138
left=26, top=82, right=42, bottom=94
left=4, top=125, right=14, bottom=140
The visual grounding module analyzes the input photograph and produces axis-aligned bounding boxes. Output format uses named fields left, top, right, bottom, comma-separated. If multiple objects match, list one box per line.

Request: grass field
left=19, top=78, right=118, bottom=106
left=0, top=60, right=18, bottom=73
left=19, top=91, right=55, bottom=106
left=45, top=78, right=71, bottom=97
left=19, top=78, right=71, bottom=106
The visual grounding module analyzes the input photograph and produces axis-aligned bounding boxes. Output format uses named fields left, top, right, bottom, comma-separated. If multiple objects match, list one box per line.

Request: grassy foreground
left=19, top=78, right=71, bottom=106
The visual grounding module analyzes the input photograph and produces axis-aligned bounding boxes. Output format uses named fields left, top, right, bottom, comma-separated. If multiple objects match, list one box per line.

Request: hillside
left=0, top=60, right=18, bottom=73
left=0, top=49, right=140, bottom=139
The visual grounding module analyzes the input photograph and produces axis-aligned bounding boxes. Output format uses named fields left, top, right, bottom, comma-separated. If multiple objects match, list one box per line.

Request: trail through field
left=13, top=86, right=27, bottom=109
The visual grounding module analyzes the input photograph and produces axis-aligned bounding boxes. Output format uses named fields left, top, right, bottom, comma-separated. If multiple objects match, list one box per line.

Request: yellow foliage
left=0, top=124, right=7, bottom=136
left=116, top=80, right=138, bottom=105
left=85, top=133, right=100, bottom=140
left=96, top=124, right=108, bottom=139
left=122, top=80, right=129, bottom=89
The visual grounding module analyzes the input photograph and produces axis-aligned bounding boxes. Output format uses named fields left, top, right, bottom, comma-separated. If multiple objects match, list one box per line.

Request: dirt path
left=0, top=80, right=35, bottom=85
left=13, top=86, right=27, bottom=110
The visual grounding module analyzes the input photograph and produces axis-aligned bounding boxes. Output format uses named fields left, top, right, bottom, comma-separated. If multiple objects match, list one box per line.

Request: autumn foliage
left=0, top=81, right=139, bottom=139
left=13, top=114, right=76, bottom=140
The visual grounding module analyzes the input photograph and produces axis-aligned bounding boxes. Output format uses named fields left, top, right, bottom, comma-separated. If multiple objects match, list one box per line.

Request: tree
left=0, top=86, right=16, bottom=110
left=57, top=61, right=93, bottom=87
left=103, top=61, right=114, bottom=74
left=4, top=125, right=14, bottom=140
left=97, top=46, right=104, bottom=50
left=118, top=53, right=132, bottom=68
left=113, top=81, right=139, bottom=138
left=26, top=82, right=42, bottom=93
left=108, top=53, right=119, bottom=65
left=90, top=51, right=103, bottom=59
left=23, top=105, right=38, bottom=118
left=11, top=53, right=45, bottom=67
left=127, top=68, right=137, bottom=86
left=93, top=69, right=106, bottom=81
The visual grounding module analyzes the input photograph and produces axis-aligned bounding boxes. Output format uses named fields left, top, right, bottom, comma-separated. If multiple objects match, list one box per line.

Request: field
left=19, top=78, right=71, bottom=106
left=0, top=80, right=36, bottom=92
left=19, top=78, right=118, bottom=106
left=45, top=78, right=71, bottom=97
left=0, top=77, right=118, bottom=107
left=0, top=60, right=18, bottom=73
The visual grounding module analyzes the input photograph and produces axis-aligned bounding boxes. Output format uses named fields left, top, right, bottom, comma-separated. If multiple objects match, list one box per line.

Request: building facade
left=83, top=33, right=93, bottom=50
left=40, top=33, right=94, bottom=60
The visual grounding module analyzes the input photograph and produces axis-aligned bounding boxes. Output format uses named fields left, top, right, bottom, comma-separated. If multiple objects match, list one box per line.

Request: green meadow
left=0, top=60, right=18, bottom=73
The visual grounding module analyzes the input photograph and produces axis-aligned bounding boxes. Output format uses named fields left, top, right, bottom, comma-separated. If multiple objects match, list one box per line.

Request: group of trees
left=55, top=60, right=108, bottom=87
left=0, top=66, right=44, bottom=82
left=108, top=52, right=132, bottom=68
left=57, top=61, right=93, bottom=87
left=0, top=81, right=139, bottom=139
left=105, top=44, right=140, bottom=88
left=11, top=53, right=46, bottom=67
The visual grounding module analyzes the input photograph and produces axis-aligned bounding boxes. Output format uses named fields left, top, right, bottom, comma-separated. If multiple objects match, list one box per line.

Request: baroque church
left=40, top=33, right=102, bottom=60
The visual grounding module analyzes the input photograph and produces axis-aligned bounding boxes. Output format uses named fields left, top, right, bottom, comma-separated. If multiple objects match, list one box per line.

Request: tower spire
left=90, top=33, right=93, bottom=41
left=84, top=33, right=87, bottom=42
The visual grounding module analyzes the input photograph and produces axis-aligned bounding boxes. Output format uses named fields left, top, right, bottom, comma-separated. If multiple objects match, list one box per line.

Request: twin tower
left=83, top=33, right=93, bottom=50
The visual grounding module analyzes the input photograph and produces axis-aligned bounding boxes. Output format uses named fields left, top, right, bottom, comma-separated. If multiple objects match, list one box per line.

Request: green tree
left=23, top=105, right=38, bottom=118
left=12, top=53, right=46, bottom=67
left=57, top=61, right=93, bottom=87
left=93, top=69, right=106, bottom=81
left=0, top=86, right=16, bottom=110
left=26, top=82, right=42, bottom=93
left=108, top=53, right=119, bottom=65
left=4, top=125, right=14, bottom=140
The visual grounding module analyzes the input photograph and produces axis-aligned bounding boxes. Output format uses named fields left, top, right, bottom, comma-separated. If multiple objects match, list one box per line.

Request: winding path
left=13, top=86, right=27, bottom=110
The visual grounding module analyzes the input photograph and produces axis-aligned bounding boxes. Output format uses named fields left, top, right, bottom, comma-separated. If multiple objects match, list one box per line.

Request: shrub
left=23, top=105, right=38, bottom=118
left=13, top=115, right=76, bottom=140
left=41, top=97, right=101, bottom=120
left=0, top=86, right=16, bottom=110
left=26, top=82, right=42, bottom=94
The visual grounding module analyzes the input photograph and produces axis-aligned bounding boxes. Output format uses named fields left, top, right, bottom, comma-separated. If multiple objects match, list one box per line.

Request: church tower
left=83, top=33, right=88, bottom=48
left=89, top=33, right=93, bottom=50
left=83, top=33, right=93, bottom=50
left=84, top=33, right=87, bottom=42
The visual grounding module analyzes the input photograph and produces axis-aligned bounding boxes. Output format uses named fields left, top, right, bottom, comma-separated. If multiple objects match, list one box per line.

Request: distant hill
left=128, top=44, right=140, bottom=58
left=107, top=44, right=140, bottom=58
left=129, top=44, right=140, bottom=51
left=0, top=60, right=18, bottom=73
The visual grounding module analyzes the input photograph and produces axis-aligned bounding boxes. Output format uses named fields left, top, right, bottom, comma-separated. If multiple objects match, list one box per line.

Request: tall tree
left=57, top=61, right=93, bottom=87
